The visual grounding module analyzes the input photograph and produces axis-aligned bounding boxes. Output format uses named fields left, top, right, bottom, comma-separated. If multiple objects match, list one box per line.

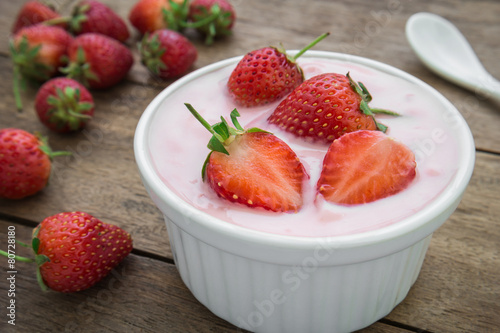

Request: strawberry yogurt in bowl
left=134, top=50, right=475, bottom=333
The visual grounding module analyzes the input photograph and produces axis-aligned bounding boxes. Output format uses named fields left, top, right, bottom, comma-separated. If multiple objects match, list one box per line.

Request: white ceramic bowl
left=134, top=51, right=475, bottom=333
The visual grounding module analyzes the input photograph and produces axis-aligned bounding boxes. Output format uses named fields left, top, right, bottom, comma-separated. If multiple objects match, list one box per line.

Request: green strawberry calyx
left=276, top=32, right=330, bottom=81
left=184, top=103, right=267, bottom=179
left=36, top=133, right=72, bottom=159
left=0, top=225, right=50, bottom=292
left=10, top=36, right=53, bottom=111
left=43, top=3, right=91, bottom=34
left=139, top=33, right=167, bottom=76
left=346, top=72, right=400, bottom=133
left=184, top=2, right=233, bottom=45
left=32, top=225, right=50, bottom=291
left=289, top=32, right=331, bottom=62
left=46, top=86, right=94, bottom=131
left=162, top=0, right=190, bottom=32
left=60, top=47, right=100, bottom=87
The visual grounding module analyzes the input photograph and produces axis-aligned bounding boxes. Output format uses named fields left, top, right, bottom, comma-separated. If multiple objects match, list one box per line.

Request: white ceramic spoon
left=406, top=12, right=500, bottom=103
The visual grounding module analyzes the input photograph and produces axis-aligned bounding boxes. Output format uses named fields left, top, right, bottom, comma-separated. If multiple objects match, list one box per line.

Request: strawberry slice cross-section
left=185, top=103, right=308, bottom=213
left=317, top=130, right=417, bottom=205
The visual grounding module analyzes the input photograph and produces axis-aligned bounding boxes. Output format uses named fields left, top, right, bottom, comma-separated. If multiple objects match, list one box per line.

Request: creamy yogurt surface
left=148, top=56, right=461, bottom=237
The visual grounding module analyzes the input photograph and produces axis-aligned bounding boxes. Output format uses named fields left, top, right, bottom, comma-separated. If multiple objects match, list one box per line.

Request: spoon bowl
left=406, top=12, right=500, bottom=103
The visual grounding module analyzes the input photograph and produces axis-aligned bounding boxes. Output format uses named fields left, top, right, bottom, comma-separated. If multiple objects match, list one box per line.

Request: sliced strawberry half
left=185, top=103, right=307, bottom=213
left=317, top=130, right=417, bottom=205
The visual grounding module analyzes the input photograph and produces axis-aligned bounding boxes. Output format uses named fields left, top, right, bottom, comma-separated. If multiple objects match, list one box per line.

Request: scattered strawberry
left=10, top=24, right=73, bottom=110
left=185, top=103, right=307, bottom=212
left=45, top=0, right=130, bottom=43
left=139, top=29, right=197, bottom=78
left=35, top=212, right=133, bottom=292
left=0, top=211, right=133, bottom=293
left=61, top=33, right=133, bottom=89
left=317, top=130, right=416, bottom=205
left=188, top=0, right=236, bottom=45
left=268, top=72, right=398, bottom=143
left=129, top=0, right=187, bottom=35
left=227, top=33, right=329, bottom=107
left=0, top=128, right=70, bottom=199
left=35, top=77, right=95, bottom=133
left=11, top=1, right=63, bottom=34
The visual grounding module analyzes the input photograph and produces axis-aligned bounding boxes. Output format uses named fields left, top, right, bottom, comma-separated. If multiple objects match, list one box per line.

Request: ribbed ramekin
left=134, top=51, right=475, bottom=333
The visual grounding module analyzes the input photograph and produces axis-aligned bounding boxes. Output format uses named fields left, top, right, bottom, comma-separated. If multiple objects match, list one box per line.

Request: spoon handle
left=473, top=74, right=500, bottom=104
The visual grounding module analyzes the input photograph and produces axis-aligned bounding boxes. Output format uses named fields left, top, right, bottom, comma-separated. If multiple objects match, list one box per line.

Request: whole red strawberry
left=268, top=72, right=398, bottom=143
left=317, top=130, right=416, bottom=205
left=61, top=33, right=133, bottom=89
left=35, top=77, right=95, bottom=133
left=32, top=212, right=132, bottom=292
left=10, top=24, right=73, bottom=110
left=139, top=29, right=197, bottom=78
left=48, top=0, right=130, bottom=42
left=227, top=33, right=329, bottom=107
left=12, top=1, right=63, bottom=34
left=0, top=129, right=69, bottom=199
left=188, top=0, right=236, bottom=45
left=129, top=0, right=187, bottom=35
left=186, top=104, right=307, bottom=212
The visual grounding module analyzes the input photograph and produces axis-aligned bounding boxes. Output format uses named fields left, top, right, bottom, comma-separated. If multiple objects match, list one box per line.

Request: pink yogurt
left=148, top=56, right=461, bottom=237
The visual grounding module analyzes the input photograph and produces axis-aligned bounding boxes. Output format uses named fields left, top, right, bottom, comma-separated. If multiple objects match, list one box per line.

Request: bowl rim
left=134, top=50, right=475, bottom=251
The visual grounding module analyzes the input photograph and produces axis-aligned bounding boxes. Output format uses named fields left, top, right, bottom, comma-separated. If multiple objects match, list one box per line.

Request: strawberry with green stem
left=185, top=103, right=308, bottom=213
left=61, top=33, right=133, bottom=89
left=35, top=77, right=95, bottom=133
left=227, top=32, right=330, bottom=107
left=44, top=0, right=130, bottom=42
left=0, top=128, right=71, bottom=199
left=0, top=211, right=133, bottom=293
left=139, top=29, right=197, bottom=78
left=268, top=72, right=399, bottom=143
left=10, top=24, right=73, bottom=111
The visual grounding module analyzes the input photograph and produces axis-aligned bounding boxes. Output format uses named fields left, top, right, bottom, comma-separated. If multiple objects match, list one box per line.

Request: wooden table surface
left=1, top=0, right=499, bottom=332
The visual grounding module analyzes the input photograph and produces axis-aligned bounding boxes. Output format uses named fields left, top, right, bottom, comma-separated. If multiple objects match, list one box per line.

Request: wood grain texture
left=0, top=0, right=499, bottom=332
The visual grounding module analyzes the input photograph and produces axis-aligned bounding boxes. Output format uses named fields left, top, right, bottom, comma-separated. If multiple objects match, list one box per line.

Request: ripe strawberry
left=10, top=24, right=73, bottom=110
left=268, top=72, right=398, bottom=143
left=227, top=33, right=329, bottom=107
left=35, top=77, right=95, bottom=133
left=46, top=0, right=130, bottom=42
left=139, top=29, right=197, bottom=78
left=11, top=1, right=63, bottom=34
left=317, top=130, right=416, bottom=205
left=13, top=211, right=132, bottom=293
left=188, top=0, right=236, bottom=45
left=61, top=33, right=133, bottom=89
left=0, top=129, right=69, bottom=199
left=129, top=0, right=188, bottom=35
left=185, top=103, right=307, bottom=213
